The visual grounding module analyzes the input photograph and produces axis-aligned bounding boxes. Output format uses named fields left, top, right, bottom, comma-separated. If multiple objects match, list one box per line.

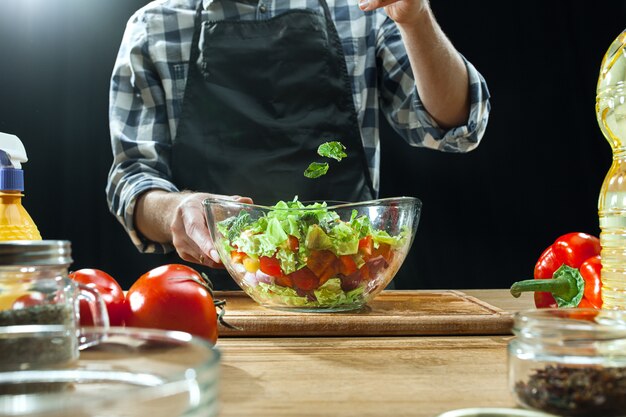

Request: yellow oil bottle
left=596, top=30, right=626, bottom=310
left=0, top=133, right=41, bottom=241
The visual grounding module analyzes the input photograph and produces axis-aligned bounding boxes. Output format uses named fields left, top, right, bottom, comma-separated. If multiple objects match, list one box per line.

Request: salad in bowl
left=203, top=197, right=421, bottom=312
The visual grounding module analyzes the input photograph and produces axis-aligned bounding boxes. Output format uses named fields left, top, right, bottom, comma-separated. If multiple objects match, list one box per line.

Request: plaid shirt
left=107, top=0, right=491, bottom=254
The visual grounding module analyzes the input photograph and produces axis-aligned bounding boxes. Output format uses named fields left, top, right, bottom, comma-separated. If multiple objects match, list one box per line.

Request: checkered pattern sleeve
left=106, top=10, right=179, bottom=254
left=375, top=13, right=491, bottom=152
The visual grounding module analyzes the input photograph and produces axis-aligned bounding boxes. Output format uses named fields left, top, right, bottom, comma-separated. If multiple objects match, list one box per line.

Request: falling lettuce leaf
left=317, top=141, right=347, bottom=161
left=304, top=162, right=329, bottom=178
left=304, top=141, right=347, bottom=178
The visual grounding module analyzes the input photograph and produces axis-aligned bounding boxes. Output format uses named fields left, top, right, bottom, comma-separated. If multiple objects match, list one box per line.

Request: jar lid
left=0, top=240, right=72, bottom=266
left=435, top=408, right=558, bottom=417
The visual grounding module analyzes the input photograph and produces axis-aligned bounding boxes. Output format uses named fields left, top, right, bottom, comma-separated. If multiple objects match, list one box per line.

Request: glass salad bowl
left=203, top=197, right=421, bottom=312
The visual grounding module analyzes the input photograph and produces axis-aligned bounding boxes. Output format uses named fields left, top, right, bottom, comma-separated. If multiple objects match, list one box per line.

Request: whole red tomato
left=125, top=264, right=218, bottom=344
left=69, top=268, right=127, bottom=327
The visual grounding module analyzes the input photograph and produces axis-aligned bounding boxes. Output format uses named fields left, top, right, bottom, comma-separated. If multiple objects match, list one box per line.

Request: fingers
left=171, top=193, right=220, bottom=266
left=171, top=192, right=253, bottom=269
left=209, top=193, right=253, bottom=205
left=358, top=0, right=401, bottom=12
left=176, top=248, right=224, bottom=268
left=232, top=195, right=254, bottom=204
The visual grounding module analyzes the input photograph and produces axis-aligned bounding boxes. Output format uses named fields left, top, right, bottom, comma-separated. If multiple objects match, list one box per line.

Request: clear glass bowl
left=0, top=326, right=220, bottom=417
left=204, top=196, right=421, bottom=312
left=508, top=308, right=626, bottom=417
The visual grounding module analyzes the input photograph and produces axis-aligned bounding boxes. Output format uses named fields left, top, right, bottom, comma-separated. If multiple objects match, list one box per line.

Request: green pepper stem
left=510, top=276, right=577, bottom=301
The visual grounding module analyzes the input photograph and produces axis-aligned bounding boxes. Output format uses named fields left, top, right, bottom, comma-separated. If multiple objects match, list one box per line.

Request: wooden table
left=216, top=289, right=534, bottom=417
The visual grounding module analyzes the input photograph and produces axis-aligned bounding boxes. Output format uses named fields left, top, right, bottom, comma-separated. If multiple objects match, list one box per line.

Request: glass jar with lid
left=508, top=308, right=626, bottom=416
left=0, top=240, right=109, bottom=371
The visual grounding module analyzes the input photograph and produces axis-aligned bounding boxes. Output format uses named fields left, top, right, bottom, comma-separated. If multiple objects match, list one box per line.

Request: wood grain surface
left=215, top=290, right=514, bottom=337
left=216, top=290, right=532, bottom=417
left=218, top=335, right=516, bottom=417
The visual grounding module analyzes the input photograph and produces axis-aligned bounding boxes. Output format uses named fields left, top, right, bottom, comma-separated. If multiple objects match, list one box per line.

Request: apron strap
left=190, top=0, right=204, bottom=64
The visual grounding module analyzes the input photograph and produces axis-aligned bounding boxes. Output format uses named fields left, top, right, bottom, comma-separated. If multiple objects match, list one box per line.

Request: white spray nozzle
left=0, top=132, right=27, bottom=169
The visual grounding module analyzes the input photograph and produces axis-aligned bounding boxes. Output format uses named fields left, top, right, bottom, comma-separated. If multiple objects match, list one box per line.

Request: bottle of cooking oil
left=596, top=29, right=626, bottom=310
left=0, top=133, right=41, bottom=241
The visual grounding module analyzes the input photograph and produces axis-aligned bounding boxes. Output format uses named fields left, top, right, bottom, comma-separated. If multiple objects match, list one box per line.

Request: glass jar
left=508, top=308, right=626, bottom=417
left=0, top=240, right=109, bottom=371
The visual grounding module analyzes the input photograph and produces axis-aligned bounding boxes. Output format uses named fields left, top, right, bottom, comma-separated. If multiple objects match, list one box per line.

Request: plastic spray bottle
left=0, top=133, right=41, bottom=240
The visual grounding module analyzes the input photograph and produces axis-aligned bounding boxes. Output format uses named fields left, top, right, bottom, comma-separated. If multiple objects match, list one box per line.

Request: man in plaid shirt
left=107, top=0, right=490, bottom=278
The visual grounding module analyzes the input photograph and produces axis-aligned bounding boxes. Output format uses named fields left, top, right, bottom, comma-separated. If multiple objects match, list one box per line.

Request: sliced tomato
left=260, top=256, right=283, bottom=277
left=231, top=251, right=247, bottom=264
left=371, top=243, right=392, bottom=263
left=358, top=263, right=371, bottom=281
left=288, top=235, right=299, bottom=252
left=307, top=250, right=338, bottom=282
left=337, top=255, right=358, bottom=276
left=275, top=275, right=294, bottom=288
left=289, top=267, right=320, bottom=291
left=358, top=236, right=373, bottom=257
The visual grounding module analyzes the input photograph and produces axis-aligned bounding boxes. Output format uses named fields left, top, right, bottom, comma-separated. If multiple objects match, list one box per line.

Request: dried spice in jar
left=514, top=364, right=626, bottom=416
left=0, top=302, right=77, bottom=395
left=0, top=303, right=76, bottom=370
left=508, top=308, right=626, bottom=417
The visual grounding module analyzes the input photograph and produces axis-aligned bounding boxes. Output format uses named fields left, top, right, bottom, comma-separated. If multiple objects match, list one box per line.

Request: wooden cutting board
left=215, top=290, right=514, bottom=337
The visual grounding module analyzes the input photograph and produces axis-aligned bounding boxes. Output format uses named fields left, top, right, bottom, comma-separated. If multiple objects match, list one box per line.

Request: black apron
left=170, top=0, right=375, bottom=287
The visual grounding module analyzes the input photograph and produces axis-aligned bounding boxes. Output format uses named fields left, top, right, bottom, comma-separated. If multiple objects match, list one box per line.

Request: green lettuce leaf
left=317, top=141, right=347, bottom=161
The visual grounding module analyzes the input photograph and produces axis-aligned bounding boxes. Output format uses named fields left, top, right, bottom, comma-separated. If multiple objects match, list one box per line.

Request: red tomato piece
left=337, top=255, right=358, bottom=276
left=371, top=243, right=392, bottom=263
left=289, top=267, right=320, bottom=291
left=259, top=256, right=283, bottom=277
left=358, top=236, right=373, bottom=257
left=307, top=250, right=338, bottom=282
left=275, top=275, right=294, bottom=288
left=359, top=263, right=371, bottom=281
left=230, top=251, right=247, bottom=264
left=288, top=235, right=299, bottom=252
left=125, top=264, right=218, bottom=344
left=69, top=268, right=127, bottom=327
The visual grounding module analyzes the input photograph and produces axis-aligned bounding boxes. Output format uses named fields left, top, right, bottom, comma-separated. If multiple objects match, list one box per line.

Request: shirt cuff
left=413, top=56, right=491, bottom=153
left=120, top=178, right=179, bottom=254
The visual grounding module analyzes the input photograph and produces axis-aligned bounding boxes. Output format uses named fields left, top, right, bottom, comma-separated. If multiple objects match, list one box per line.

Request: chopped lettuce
left=314, top=278, right=364, bottom=307
left=254, top=282, right=310, bottom=307
left=218, top=198, right=407, bottom=263
left=253, top=278, right=365, bottom=308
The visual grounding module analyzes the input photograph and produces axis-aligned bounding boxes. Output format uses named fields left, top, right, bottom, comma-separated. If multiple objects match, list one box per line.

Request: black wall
left=0, top=0, right=623, bottom=290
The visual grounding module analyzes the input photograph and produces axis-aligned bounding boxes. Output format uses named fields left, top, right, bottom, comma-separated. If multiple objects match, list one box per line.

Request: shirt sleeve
left=375, top=13, right=491, bottom=152
left=106, top=12, right=178, bottom=254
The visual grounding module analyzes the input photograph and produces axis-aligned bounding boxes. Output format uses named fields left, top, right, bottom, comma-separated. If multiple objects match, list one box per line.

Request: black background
left=0, top=0, right=624, bottom=290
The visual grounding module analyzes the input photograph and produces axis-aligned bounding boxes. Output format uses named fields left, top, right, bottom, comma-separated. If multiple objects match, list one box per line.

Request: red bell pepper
left=509, top=232, right=603, bottom=309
